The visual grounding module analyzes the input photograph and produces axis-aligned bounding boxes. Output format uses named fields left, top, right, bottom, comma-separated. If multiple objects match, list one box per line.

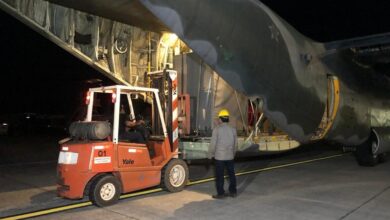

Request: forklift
left=57, top=70, right=189, bottom=207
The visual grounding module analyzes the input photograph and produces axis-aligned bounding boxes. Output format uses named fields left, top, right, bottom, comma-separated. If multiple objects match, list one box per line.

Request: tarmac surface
left=1, top=144, right=390, bottom=220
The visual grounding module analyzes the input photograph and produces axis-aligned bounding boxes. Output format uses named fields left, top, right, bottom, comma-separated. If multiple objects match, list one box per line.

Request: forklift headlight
left=58, top=151, right=79, bottom=165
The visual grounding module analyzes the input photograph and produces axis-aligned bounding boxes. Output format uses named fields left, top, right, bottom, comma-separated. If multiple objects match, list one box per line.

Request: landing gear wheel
left=355, top=137, right=379, bottom=167
left=89, top=175, right=121, bottom=207
left=161, top=159, right=189, bottom=192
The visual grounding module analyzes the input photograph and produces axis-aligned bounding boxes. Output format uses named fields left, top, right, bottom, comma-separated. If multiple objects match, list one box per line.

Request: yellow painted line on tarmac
left=2, top=188, right=167, bottom=220
left=187, top=177, right=216, bottom=185
left=1, top=202, right=92, bottom=220
left=235, top=153, right=345, bottom=177
left=120, top=188, right=163, bottom=199
left=1, top=153, right=346, bottom=220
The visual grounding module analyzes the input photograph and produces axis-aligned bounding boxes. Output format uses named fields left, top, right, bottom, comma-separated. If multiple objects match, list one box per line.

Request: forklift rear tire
left=161, top=159, right=189, bottom=192
left=89, top=175, right=121, bottom=207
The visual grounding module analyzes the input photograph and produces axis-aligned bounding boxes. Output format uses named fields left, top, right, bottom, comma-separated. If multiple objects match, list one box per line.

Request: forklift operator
left=135, top=114, right=150, bottom=142
left=119, top=115, right=146, bottom=144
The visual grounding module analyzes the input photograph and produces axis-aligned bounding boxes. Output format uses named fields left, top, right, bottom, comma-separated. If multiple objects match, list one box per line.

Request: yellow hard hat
left=218, top=109, right=230, bottom=117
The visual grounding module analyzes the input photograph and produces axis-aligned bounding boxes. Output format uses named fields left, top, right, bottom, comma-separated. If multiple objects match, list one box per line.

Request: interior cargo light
left=162, top=33, right=178, bottom=47
left=86, top=91, right=91, bottom=105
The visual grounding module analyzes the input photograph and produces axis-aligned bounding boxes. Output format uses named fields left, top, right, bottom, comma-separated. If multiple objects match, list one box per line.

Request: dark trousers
left=215, top=160, right=237, bottom=195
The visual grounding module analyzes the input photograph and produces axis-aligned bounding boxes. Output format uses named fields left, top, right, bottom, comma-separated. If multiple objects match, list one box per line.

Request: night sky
left=262, top=0, right=390, bottom=42
left=1, top=1, right=390, bottom=116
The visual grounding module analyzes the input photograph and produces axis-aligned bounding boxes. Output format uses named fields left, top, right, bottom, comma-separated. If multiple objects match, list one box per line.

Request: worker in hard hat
left=208, top=109, right=238, bottom=199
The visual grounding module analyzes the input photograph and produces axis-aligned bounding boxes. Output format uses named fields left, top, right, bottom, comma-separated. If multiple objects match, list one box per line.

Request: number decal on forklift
left=98, top=150, right=107, bottom=157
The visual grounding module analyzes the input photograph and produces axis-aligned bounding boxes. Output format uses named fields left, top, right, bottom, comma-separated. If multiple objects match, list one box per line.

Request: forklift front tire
left=161, top=159, right=189, bottom=192
left=90, top=175, right=121, bottom=207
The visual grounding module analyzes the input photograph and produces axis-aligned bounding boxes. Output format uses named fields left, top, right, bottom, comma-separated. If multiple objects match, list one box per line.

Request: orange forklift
left=57, top=70, right=189, bottom=206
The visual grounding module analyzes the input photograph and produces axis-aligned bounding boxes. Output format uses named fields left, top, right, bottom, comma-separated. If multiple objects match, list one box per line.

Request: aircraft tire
left=89, top=174, right=121, bottom=207
left=161, top=159, right=189, bottom=192
left=355, top=137, right=378, bottom=167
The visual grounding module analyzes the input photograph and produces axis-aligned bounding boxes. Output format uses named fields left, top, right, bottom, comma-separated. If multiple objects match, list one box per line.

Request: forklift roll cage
left=86, top=85, right=168, bottom=144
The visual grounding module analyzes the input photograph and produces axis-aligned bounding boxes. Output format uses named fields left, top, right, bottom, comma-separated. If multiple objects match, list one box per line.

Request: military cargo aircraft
left=3, top=0, right=390, bottom=166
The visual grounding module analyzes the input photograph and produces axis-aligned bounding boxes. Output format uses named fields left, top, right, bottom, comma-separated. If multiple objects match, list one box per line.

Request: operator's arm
left=208, top=128, right=218, bottom=159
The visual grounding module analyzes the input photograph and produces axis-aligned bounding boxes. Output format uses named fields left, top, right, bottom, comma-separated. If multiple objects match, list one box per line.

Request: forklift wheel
left=161, top=159, right=189, bottom=192
left=90, top=175, right=121, bottom=207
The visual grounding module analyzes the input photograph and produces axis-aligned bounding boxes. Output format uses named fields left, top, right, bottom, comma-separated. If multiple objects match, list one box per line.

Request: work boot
left=212, top=194, right=226, bottom=199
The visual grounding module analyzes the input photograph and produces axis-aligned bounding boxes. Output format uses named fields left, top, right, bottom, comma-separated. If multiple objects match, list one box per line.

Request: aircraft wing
left=326, top=32, right=390, bottom=51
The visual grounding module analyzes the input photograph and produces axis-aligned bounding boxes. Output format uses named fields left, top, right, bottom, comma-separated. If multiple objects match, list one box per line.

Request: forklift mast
left=147, top=69, right=179, bottom=154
